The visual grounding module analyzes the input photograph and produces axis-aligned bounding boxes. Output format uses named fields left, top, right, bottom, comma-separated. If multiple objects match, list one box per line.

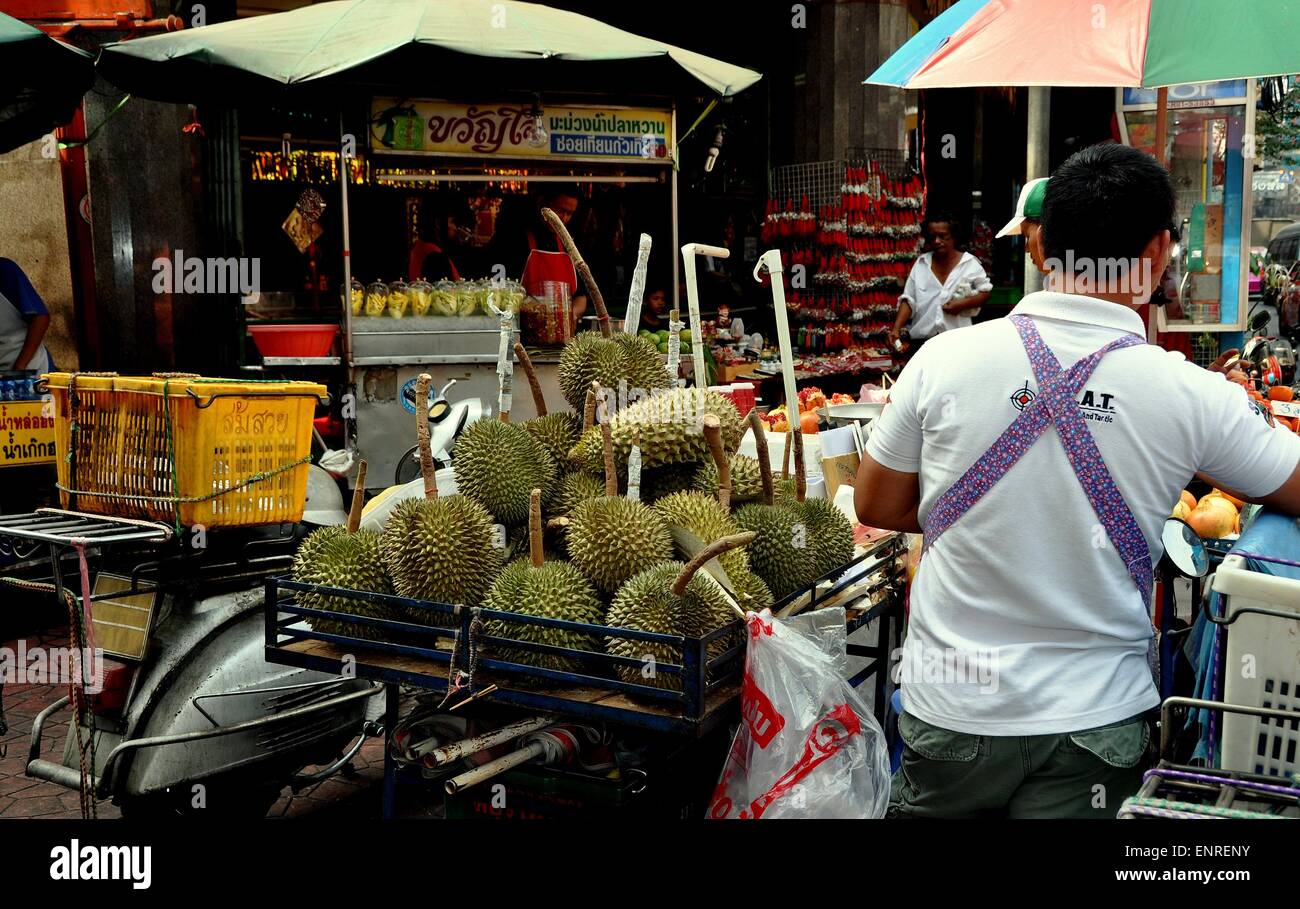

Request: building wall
left=0, top=140, right=78, bottom=370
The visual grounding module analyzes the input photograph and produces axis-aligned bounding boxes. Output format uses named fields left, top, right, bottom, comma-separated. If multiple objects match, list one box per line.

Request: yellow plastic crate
left=43, top=373, right=328, bottom=528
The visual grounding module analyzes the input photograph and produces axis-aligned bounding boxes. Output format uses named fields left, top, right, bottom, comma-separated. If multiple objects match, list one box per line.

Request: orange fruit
left=1171, top=501, right=1191, bottom=521
left=1188, top=497, right=1238, bottom=539
left=1180, top=490, right=1196, bottom=511
left=1212, top=489, right=1245, bottom=509
left=1268, top=386, right=1294, bottom=402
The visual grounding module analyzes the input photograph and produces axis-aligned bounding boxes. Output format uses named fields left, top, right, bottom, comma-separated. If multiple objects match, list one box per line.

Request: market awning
left=0, top=13, right=95, bottom=153
left=97, top=0, right=762, bottom=103
left=867, top=0, right=1300, bottom=89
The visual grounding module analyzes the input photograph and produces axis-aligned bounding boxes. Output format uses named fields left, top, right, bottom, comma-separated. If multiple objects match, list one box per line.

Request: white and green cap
left=996, top=177, right=1048, bottom=238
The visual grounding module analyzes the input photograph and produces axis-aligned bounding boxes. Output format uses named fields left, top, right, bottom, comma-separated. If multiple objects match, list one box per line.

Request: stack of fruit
left=292, top=214, right=861, bottom=698
left=637, top=326, right=688, bottom=356
left=1172, top=488, right=1243, bottom=539
left=758, top=386, right=855, bottom=434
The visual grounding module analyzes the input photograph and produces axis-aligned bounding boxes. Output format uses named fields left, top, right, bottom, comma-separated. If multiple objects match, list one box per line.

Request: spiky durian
left=694, top=454, right=763, bottom=505
left=566, top=495, right=672, bottom=594
left=788, top=496, right=856, bottom=582
left=454, top=419, right=557, bottom=526
left=294, top=526, right=400, bottom=640
left=570, top=387, right=745, bottom=475
left=654, top=491, right=772, bottom=611
left=733, top=503, right=819, bottom=601
left=482, top=490, right=605, bottom=674
left=604, top=533, right=753, bottom=691
left=557, top=331, right=670, bottom=413
left=521, top=412, right=581, bottom=469
left=554, top=471, right=604, bottom=516
left=641, top=464, right=701, bottom=503
left=381, top=495, right=504, bottom=626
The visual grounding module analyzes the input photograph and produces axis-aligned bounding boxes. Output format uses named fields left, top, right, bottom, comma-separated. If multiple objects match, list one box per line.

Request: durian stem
left=748, top=409, right=774, bottom=506
left=702, top=414, right=730, bottom=510
left=781, top=428, right=792, bottom=479
left=513, top=341, right=547, bottom=416
left=671, top=532, right=758, bottom=597
left=346, top=460, right=367, bottom=535
left=792, top=422, right=806, bottom=503
left=415, top=373, right=438, bottom=500
left=601, top=421, right=617, bottom=496
left=528, top=488, right=544, bottom=568
left=582, top=383, right=599, bottom=434
left=542, top=207, right=610, bottom=340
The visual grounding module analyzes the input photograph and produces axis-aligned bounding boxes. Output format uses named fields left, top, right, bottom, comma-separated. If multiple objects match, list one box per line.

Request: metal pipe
left=426, top=714, right=552, bottom=766
left=444, top=740, right=547, bottom=794
left=375, top=173, right=661, bottom=185
left=1024, top=86, right=1050, bottom=299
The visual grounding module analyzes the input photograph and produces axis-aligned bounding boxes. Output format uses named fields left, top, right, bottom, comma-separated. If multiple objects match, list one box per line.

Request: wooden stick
left=513, top=341, right=546, bottom=417
left=582, top=382, right=599, bottom=434
left=542, top=207, right=610, bottom=339
left=601, top=421, right=617, bottom=496
left=346, top=460, right=367, bottom=535
left=528, top=488, right=544, bottom=568
left=781, top=427, right=792, bottom=480
left=702, top=414, right=730, bottom=510
left=748, top=409, right=774, bottom=507
left=792, top=423, right=806, bottom=503
left=671, top=532, right=757, bottom=597
left=415, top=373, right=438, bottom=500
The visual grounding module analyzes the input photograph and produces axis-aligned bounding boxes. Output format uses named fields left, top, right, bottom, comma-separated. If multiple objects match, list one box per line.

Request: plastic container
left=364, top=281, right=389, bottom=317
left=1210, top=554, right=1300, bottom=778
left=388, top=279, right=411, bottom=319
left=43, top=373, right=327, bottom=528
left=249, top=324, right=338, bottom=359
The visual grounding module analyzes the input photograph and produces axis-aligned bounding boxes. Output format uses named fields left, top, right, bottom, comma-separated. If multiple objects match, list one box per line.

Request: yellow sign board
left=370, top=99, right=673, bottom=163
left=0, top=401, right=56, bottom=467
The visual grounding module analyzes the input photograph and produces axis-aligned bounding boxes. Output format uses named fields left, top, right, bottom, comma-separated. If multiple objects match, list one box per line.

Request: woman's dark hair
left=922, top=210, right=964, bottom=249
left=1040, top=143, right=1175, bottom=272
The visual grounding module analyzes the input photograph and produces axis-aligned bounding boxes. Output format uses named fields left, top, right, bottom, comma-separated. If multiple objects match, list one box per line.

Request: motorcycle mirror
left=1162, top=517, right=1209, bottom=579
left=1251, top=310, right=1272, bottom=333
left=428, top=399, right=451, bottom=422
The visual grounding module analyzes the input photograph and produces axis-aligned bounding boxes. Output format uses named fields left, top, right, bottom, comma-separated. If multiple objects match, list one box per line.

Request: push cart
left=263, top=533, right=906, bottom=818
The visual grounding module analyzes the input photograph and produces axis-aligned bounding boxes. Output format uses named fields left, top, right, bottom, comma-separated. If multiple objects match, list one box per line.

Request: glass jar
left=363, top=280, right=389, bottom=317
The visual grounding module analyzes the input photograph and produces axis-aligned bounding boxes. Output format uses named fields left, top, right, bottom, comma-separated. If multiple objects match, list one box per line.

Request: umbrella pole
left=1154, top=87, right=1169, bottom=169
left=340, top=115, right=353, bottom=367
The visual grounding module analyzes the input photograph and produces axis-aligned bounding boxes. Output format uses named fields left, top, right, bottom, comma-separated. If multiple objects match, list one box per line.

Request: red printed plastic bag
left=708, top=607, right=891, bottom=819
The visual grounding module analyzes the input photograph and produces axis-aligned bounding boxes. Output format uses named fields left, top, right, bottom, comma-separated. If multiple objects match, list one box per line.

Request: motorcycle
left=3, top=509, right=382, bottom=818
left=392, top=378, right=484, bottom=486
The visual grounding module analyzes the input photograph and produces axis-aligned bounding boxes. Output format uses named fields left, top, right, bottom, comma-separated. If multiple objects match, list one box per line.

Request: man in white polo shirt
left=855, top=143, right=1300, bottom=818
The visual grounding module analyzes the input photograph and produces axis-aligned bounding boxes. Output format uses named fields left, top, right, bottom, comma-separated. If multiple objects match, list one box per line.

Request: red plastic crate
left=249, top=324, right=338, bottom=358
left=715, top=382, right=756, bottom=416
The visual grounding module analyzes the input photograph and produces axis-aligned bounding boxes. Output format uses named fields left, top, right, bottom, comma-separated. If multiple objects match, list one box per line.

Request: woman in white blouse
left=889, top=213, right=991, bottom=354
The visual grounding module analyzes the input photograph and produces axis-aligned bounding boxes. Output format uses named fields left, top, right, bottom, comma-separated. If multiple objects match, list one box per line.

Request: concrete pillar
left=1024, top=86, right=1051, bottom=296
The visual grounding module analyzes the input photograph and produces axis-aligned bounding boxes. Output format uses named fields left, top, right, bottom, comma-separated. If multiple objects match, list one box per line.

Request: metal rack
left=767, top=160, right=845, bottom=209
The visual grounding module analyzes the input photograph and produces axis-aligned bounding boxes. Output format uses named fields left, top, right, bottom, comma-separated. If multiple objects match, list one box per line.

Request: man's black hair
left=922, top=210, right=964, bottom=248
left=1040, top=143, right=1174, bottom=272
left=542, top=183, right=582, bottom=204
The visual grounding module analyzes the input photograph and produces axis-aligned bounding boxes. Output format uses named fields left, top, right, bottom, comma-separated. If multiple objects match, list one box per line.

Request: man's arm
left=889, top=299, right=913, bottom=346
left=943, top=291, right=990, bottom=315
left=11, top=314, right=48, bottom=370
left=1197, top=458, right=1300, bottom=514
left=854, top=452, right=922, bottom=533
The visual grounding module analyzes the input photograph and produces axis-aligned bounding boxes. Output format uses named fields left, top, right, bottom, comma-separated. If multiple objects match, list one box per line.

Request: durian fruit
left=731, top=415, right=816, bottom=600
left=483, top=489, right=605, bottom=674
left=553, top=471, right=604, bottom=516
left=454, top=418, right=557, bottom=526
left=294, top=460, right=402, bottom=640
left=566, top=421, right=672, bottom=594
left=558, top=331, right=670, bottom=413
left=570, top=386, right=746, bottom=476
left=383, top=375, right=504, bottom=627
left=513, top=340, right=582, bottom=468
left=605, top=532, right=754, bottom=691
left=694, top=455, right=764, bottom=506
left=788, top=495, right=856, bottom=582
left=641, top=463, right=699, bottom=503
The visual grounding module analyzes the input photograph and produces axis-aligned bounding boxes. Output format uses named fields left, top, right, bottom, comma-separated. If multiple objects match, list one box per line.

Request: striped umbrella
left=867, top=0, right=1300, bottom=89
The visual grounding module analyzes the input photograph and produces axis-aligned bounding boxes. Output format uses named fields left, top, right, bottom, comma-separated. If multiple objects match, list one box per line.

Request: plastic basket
left=1210, top=555, right=1300, bottom=778
left=248, top=324, right=338, bottom=358
left=43, top=373, right=328, bottom=528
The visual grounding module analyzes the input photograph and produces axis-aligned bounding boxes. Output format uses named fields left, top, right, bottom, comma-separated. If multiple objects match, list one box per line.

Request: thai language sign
left=370, top=99, right=673, bottom=163
left=1, top=401, right=56, bottom=468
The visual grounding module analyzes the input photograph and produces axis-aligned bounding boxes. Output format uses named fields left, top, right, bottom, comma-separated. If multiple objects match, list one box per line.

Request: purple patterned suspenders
left=922, top=315, right=1153, bottom=608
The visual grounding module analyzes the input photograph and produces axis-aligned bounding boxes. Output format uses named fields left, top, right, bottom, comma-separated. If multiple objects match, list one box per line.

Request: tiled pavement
left=1, top=622, right=438, bottom=820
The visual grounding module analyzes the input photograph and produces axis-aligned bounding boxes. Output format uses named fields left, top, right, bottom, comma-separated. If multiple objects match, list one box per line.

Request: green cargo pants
left=889, top=711, right=1152, bottom=819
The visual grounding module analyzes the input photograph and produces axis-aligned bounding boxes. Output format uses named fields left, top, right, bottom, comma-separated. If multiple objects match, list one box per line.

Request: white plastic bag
left=708, top=607, right=891, bottom=819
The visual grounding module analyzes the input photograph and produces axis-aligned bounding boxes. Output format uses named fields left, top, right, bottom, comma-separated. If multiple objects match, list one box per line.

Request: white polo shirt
left=900, top=251, right=989, bottom=339
left=867, top=291, right=1300, bottom=736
